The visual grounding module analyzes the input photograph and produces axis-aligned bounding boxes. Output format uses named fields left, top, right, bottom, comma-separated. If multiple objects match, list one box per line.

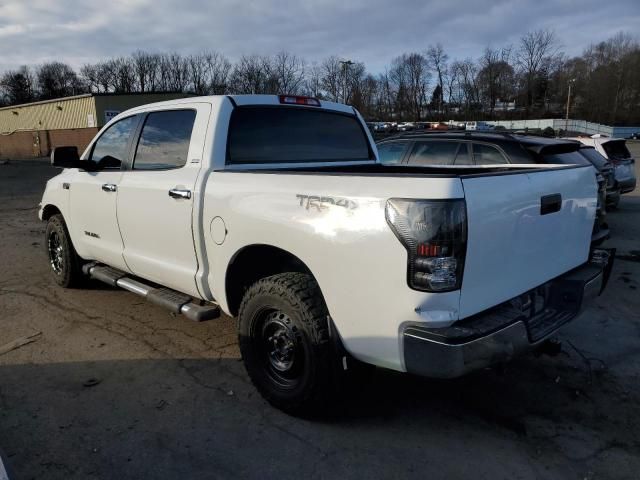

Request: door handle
left=102, top=184, right=117, bottom=192
left=168, top=188, right=191, bottom=200
left=540, top=193, right=562, bottom=215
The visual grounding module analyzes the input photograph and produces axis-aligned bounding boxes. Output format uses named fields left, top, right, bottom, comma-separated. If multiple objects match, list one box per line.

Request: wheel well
left=225, top=245, right=314, bottom=317
left=42, top=204, right=61, bottom=221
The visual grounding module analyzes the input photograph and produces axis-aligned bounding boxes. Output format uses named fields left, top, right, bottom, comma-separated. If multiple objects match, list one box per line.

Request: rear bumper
left=403, top=249, right=614, bottom=379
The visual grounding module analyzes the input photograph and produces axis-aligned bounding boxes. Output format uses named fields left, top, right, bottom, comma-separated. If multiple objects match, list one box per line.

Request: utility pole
left=339, top=59, right=354, bottom=104
left=565, top=78, right=575, bottom=134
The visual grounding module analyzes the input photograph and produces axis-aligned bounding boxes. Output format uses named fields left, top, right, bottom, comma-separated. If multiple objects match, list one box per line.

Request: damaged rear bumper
left=403, top=248, right=615, bottom=379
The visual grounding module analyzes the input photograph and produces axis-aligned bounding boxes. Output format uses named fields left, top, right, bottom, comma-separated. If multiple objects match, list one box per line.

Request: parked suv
left=575, top=145, right=621, bottom=208
left=568, top=136, right=636, bottom=195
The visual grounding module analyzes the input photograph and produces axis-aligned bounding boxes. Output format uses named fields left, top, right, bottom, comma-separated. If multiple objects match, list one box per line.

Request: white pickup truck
left=40, top=95, right=613, bottom=415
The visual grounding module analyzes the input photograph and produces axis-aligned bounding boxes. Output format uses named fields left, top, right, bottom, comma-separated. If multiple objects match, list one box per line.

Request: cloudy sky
left=1, top=0, right=638, bottom=73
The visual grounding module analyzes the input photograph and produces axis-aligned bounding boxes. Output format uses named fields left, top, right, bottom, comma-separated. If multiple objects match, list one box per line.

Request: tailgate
left=459, top=166, right=597, bottom=318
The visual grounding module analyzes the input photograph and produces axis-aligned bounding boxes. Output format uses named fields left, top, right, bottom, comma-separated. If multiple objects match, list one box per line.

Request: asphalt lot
left=1, top=146, right=639, bottom=480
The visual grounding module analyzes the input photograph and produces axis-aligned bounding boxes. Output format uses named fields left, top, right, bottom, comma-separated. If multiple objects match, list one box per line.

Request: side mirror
left=51, top=146, right=81, bottom=168
left=96, top=155, right=122, bottom=170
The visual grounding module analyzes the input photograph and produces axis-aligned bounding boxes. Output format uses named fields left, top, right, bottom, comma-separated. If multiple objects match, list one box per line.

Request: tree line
left=1, top=30, right=639, bottom=125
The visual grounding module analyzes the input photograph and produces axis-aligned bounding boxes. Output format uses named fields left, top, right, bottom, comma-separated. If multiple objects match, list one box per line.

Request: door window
left=377, top=141, right=409, bottom=165
left=407, top=141, right=460, bottom=166
left=90, top=115, right=139, bottom=169
left=454, top=143, right=473, bottom=165
left=473, top=143, right=509, bottom=165
left=133, top=110, right=196, bottom=170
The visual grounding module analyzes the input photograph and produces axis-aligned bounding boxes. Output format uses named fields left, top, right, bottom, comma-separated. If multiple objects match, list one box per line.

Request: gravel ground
left=0, top=150, right=639, bottom=480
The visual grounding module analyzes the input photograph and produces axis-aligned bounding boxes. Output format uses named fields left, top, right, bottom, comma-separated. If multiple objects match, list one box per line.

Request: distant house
left=494, top=99, right=516, bottom=112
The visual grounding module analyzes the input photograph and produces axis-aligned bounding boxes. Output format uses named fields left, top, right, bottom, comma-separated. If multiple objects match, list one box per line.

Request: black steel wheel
left=259, top=309, right=306, bottom=388
left=238, top=272, right=338, bottom=416
left=45, top=214, right=84, bottom=288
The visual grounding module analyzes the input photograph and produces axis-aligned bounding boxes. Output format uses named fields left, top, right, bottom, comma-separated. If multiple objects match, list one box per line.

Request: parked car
left=575, top=145, right=621, bottom=208
left=568, top=136, right=636, bottom=195
left=464, top=121, right=494, bottom=131
left=40, top=95, right=612, bottom=416
left=397, top=122, right=415, bottom=131
left=376, top=131, right=609, bottom=244
left=628, top=132, right=639, bottom=140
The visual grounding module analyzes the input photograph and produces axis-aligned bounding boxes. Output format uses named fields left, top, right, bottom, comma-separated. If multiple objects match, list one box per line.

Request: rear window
left=543, top=151, right=591, bottom=166
left=227, top=107, right=371, bottom=164
left=578, top=147, right=608, bottom=169
left=602, top=140, right=631, bottom=159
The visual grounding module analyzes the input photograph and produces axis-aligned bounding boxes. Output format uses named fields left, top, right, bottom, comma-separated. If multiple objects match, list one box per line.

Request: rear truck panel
left=201, top=164, right=598, bottom=373
left=459, top=165, right=597, bottom=318
left=202, top=171, right=466, bottom=371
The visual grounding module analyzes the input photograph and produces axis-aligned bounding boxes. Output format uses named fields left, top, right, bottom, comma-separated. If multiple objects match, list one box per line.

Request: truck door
left=68, top=114, right=140, bottom=271
left=116, top=104, right=210, bottom=298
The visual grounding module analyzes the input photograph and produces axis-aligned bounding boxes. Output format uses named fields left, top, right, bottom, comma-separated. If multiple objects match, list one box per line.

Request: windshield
left=227, top=107, right=372, bottom=164
left=578, top=147, right=609, bottom=169
left=603, top=140, right=631, bottom=160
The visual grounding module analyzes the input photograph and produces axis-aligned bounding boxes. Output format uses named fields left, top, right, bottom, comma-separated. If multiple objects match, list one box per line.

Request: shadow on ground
left=1, top=344, right=639, bottom=479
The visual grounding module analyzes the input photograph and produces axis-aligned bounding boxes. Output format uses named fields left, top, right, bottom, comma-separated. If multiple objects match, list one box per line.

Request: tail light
left=386, top=199, right=467, bottom=292
left=278, top=95, right=321, bottom=107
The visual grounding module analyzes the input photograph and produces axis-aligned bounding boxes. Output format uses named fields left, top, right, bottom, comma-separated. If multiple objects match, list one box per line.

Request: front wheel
left=45, top=214, right=84, bottom=288
left=238, top=272, right=342, bottom=416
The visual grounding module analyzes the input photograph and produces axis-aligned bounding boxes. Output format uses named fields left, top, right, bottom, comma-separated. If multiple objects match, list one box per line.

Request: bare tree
left=131, top=51, right=160, bottom=92
left=36, top=62, right=85, bottom=99
left=516, top=29, right=558, bottom=113
left=426, top=44, right=448, bottom=114
left=320, top=56, right=342, bottom=102
left=270, top=51, right=305, bottom=95
left=478, top=46, right=514, bottom=115
left=162, top=53, right=189, bottom=92
left=450, top=59, right=480, bottom=116
left=304, top=62, right=323, bottom=98
left=390, top=53, right=430, bottom=120
left=0, top=66, right=36, bottom=104
left=376, top=71, right=395, bottom=119
left=187, top=53, right=209, bottom=95
left=229, top=55, right=271, bottom=94
left=204, top=52, right=231, bottom=94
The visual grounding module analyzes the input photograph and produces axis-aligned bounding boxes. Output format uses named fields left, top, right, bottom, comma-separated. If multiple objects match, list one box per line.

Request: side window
left=89, top=115, right=139, bottom=169
left=473, top=143, right=509, bottom=165
left=407, top=141, right=459, bottom=166
left=133, top=110, right=196, bottom=170
left=377, top=142, right=409, bottom=165
left=454, top=143, right=472, bottom=165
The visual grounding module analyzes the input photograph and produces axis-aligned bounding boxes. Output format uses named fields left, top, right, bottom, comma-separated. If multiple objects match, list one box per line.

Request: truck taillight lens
left=386, top=199, right=467, bottom=292
left=278, top=95, right=321, bottom=107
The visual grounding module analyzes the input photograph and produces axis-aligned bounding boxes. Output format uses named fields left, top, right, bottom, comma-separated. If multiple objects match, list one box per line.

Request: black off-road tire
left=45, top=214, right=84, bottom=288
left=238, top=272, right=346, bottom=416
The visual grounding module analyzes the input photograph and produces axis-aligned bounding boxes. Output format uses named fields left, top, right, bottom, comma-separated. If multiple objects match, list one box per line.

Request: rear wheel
left=45, top=214, right=84, bottom=288
left=238, top=272, right=344, bottom=416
